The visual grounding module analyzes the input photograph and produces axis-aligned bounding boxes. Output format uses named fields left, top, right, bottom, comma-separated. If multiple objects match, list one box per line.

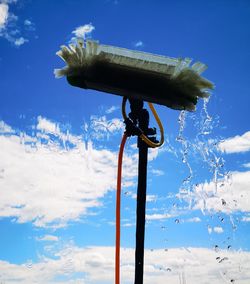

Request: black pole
left=134, top=136, right=148, bottom=284
left=134, top=104, right=150, bottom=284
left=125, top=99, right=155, bottom=284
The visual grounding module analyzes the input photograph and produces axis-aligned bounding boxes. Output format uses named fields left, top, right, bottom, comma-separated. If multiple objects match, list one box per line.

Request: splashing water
left=171, top=97, right=247, bottom=281
left=200, top=97, right=213, bottom=136
left=176, top=110, right=193, bottom=209
left=176, top=97, right=230, bottom=211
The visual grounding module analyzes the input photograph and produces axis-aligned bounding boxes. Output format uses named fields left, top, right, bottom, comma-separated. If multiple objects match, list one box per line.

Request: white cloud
left=146, top=213, right=173, bottom=220
left=90, top=115, right=124, bottom=139
left=24, top=19, right=31, bottom=26
left=185, top=217, right=201, bottom=223
left=146, top=194, right=157, bottom=202
left=0, top=120, right=14, bottom=133
left=242, top=216, right=250, bottom=222
left=213, top=226, right=224, bottom=234
left=0, top=3, right=8, bottom=29
left=134, top=41, right=144, bottom=48
left=125, top=193, right=157, bottom=202
left=36, top=235, right=59, bottom=242
left=243, top=162, right=250, bottom=168
left=105, top=105, right=119, bottom=114
left=148, top=147, right=160, bottom=161
left=72, top=23, right=95, bottom=39
left=0, top=0, right=18, bottom=3
left=14, top=36, right=28, bottom=46
left=0, top=245, right=249, bottom=283
left=0, top=1, right=30, bottom=46
left=122, top=222, right=135, bottom=227
left=0, top=119, right=137, bottom=228
left=208, top=226, right=224, bottom=234
left=129, top=143, right=137, bottom=150
left=37, top=116, right=59, bottom=134
left=24, top=18, right=35, bottom=31
left=219, top=131, right=250, bottom=153
left=151, top=169, right=164, bottom=176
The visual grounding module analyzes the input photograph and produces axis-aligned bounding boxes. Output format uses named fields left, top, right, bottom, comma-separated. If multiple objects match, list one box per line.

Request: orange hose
left=115, top=133, right=127, bottom=284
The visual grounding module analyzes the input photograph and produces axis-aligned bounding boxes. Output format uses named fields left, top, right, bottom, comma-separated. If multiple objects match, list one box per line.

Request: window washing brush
left=54, top=39, right=214, bottom=111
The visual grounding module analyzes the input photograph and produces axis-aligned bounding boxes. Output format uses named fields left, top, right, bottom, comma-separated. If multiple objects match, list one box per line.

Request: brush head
left=55, top=39, right=214, bottom=111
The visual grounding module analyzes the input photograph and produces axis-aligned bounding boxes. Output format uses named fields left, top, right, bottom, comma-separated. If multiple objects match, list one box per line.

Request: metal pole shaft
left=134, top=139, right=148, bottom=284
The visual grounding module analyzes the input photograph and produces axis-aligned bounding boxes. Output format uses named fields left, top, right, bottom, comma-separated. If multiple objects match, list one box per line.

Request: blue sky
left=0, top=0, right=250, bottom=283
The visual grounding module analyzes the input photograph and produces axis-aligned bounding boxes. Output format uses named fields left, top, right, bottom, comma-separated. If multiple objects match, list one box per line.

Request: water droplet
left=175, top=219, right=180, bottom=224
left=218, top=257, right=228, bottom=263
left=221, top=199, right=226, bottom=206
left=214, top=245, right=219, bottom=252
left=166, top=268, right=172, bottom=272
left=208, top=225, right=212, bottom=234
left=176, top=136, right=184, bottom=142
left=227, top=245, right=232, bottom=250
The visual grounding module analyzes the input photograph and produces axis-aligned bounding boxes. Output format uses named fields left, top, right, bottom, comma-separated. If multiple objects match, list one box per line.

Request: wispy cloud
left=0, top=118, right=138, bottom=228
left=0, top=244, right=248, bottom=283
left=36, top=235, right=59, bottom=242
left=134, top=40, right=144, bottom=48
left=151, top=169, right=164, bottom=176
left=0, top=0, right=34, bottom=46
left=146, top=194, right=158, bottom=202
left=185, top=217, right=201, bottom=223
left=105, top=105, right=119, bottom=114
left=129, top=193, right=158, bottom=202
left=208, top=226, right=224, bottom=234
left=24, top=19, right=35, bottom=31
left=90, top=115, right=124, bottom=139
left=0, top=3, right=8, bottom=29
left=0, top=0, right=18, bottom=3
left=24, top=19, right=31, bottom=26
left=219, top=131, right=250, bottom=153
left=71, top=23, right=95, bottom=41
left=242, top=216, right=250, bottom=222
left=0, top=120, right=14, bottom=133
left=243, top=162, right=250, bottom=168
left=14, top=36, right=28, bottom=46
left=213, top=226, right=224, bottom=234
left=122, top=222, right=135, bottom=227
left=146, top=213, right=174, bottom=220
left=37, top=116, right=60, bottom=134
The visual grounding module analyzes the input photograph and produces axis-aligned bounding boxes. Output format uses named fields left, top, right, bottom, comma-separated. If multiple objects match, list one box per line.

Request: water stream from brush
left=174, top=97, right=241, bottom=282
left=176, top=97, right=229, bottom=210
left=176, top=110, right=193, bottom=209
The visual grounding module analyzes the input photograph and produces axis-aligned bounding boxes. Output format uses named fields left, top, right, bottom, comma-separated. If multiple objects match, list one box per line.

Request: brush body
left=55, top=40, right=214, bottom=111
